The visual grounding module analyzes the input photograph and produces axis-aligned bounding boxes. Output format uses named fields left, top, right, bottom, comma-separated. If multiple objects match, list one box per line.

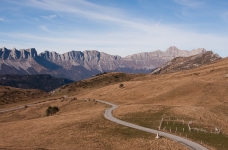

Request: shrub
left=119, top=83, right=124, bottom=88
left=46, top=106, right=59, bottom=116
left=95, top=72, right=108, bottom=76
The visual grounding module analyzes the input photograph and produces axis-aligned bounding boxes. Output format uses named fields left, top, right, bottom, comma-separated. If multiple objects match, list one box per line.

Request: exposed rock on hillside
left=151, top=51, right=221, bottom=74
left=0, top=46, right=206, bottom=80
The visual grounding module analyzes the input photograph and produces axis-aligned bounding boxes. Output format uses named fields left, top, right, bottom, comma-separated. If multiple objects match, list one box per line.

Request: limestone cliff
left=0, top=46, right=207, bottom=80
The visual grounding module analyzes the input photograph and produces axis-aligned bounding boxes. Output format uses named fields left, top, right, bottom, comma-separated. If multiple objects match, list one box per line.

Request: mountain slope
left=0, top=46, right=206, bottom=80
left=151, top=51, right=221, bottom=74
left=0, top=74, right=74, bottom=92
left=1, top=56, right=228, bottom=150
left=0, top=86, right=47, bottom=106
left=63, top=57, right=228, bottom=149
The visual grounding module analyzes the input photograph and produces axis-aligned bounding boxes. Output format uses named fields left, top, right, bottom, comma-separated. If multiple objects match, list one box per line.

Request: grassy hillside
left=72, top=57, right=228, bottom=149
left=0, top=86, right=48, bottom=108
left=0, top=97, right=188, bottom=150
left=52, top=72, right=144, bottom=96
left=1, top=57, right=228, bottom=149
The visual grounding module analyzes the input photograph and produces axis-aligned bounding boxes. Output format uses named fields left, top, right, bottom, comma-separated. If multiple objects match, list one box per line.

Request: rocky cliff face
left=0, top=46, right=206, bottom=80
left=151, top=51, right=221, bottom=74
left=0, top=47, right=37, bottom=60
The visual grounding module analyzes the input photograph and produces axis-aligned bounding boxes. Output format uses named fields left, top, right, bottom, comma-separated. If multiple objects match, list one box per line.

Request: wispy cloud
left=1, top=0, right=228, bottom=57
left=1, top=25, right=228, bottom=56
left=173, top=0, right=203, bottom=8
left=6, top=0, right=183, bottom=35
left=0, top=18, right=4, bottom=22
left=41, top=15, right=57, bottom=20
left=14, top=0, right=153, bottom=32
left=40, top=25, right=49, bottom=32
left=175, top=12, right=194, bottom=21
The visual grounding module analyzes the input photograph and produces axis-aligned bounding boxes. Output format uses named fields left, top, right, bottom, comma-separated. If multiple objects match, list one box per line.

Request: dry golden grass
left=0, top=86, right=48, bottom=109
left=53, top=72, right=144, bottom=97
left=69, top=58, right=228, bottom=149
left=77, top=58, right=228, bottom=123
left=0, top=98, right=188, bottom=150
left=1, top=58, right=228, bottom=149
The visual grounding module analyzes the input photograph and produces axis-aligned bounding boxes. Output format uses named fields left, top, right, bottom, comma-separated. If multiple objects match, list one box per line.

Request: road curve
left=96, top=100, right=208, bottom=150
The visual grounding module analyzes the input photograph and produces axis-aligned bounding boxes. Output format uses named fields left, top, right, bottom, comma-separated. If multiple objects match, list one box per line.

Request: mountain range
left=0, top=46, right=206, bottom=81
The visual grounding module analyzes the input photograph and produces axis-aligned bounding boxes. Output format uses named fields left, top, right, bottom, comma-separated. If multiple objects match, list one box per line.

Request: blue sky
left=0, top=0, right=228, bottom=57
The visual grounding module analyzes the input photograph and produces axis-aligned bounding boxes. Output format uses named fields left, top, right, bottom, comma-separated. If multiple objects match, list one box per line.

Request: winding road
left=0, top=99, right=209, bottom=150
left=96, top=100, right=208, bottom=150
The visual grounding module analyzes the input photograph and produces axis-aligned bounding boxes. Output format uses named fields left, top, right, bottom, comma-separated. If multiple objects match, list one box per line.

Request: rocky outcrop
left=151, top=51, right=221, bottom=74
left=0, top=47, right=37, bottom=60
left=0, top=46, right=207, bottom=81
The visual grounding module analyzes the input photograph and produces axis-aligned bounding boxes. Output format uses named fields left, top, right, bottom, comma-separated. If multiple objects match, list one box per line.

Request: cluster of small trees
left=46, top=106, right=59, bottom=116
left=95, top=72, right=108, bottom=76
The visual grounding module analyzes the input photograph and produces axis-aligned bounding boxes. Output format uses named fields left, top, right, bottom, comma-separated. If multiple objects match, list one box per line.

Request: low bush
left=119, top=83, right=124, bottom=88
left=95, top=72, right=108, bottom=76
left=46, top=106, right=59, bottom=116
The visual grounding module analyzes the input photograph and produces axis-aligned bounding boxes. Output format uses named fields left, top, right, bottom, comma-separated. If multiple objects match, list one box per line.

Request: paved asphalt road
left=0, top=105, right=26, bottom=113
left=0, top=99, right=209, bottom=150
left=96, top=100, right=209, bottom=150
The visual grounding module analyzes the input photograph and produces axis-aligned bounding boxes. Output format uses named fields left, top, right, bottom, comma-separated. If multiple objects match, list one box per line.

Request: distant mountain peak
left=0, top=46, right=209, bottom=80
left=166, top=46, right=179, bottom=51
